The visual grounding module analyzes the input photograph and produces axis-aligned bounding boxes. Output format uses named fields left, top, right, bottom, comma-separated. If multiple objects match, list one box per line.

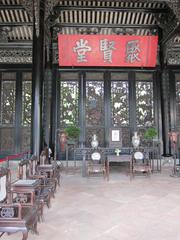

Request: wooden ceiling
left=0, top=0, right=171, bottom=43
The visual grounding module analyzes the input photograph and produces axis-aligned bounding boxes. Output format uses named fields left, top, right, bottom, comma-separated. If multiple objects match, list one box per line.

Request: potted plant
left=64, top=125, right=80, bottom=145
left=144, top=127, right=158, bottom=140
left=144, top=127, right=158, bottom=147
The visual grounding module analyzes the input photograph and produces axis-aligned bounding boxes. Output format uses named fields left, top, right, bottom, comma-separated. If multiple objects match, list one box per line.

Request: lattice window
left=86, top=81, right=104, bottom=126
left=1, top=73, right=16, bottom=125
left=111, top=81, right=129, bottom=126
left=175, top=80, right=180, bottom=127
left=60, top=81, right=79, bottom=127
left=22, top=79, right=32, bottom=126
left=136, top=81, right=154, bottom=127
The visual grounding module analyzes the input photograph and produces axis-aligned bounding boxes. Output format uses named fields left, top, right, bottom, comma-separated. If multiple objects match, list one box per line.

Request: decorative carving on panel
left=86, top=81, right=104, bottom=126
left=0, top=207, right=14, bottom=218
left=166, top=1, right=180, bottom=21
left=122, top=127, right=131, bottom=148
left=52, top=44, right=58, bottom=64
left=22, top=81, right=32, bottom=126
left=167, top=51, right=180, bottom=65
left=21, top=0, right=33, bottom=18
left=60, top=81, right=79, bottom=127
left=111, top=81, right=129, bottom=127
left=0, top=27, right=12, bottom=42
left=0, top=49, right=32, bottom=64
left=15, top=193, right=28, bottom=204
left=21, top=128, right=31, bottom=152
left=0, top=128, right=14, bottom=152
left=136, top=82, right=154, bottom=127
left=176, top=82, right=180, bottom=127
left=1, top=81, right=16, bottom=125
left=45, top=0, right=60, bottom=21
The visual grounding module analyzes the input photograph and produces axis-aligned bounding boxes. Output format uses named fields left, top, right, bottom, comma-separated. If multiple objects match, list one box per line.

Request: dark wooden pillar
left=31, top=0, right=45, bottom=156
left=15, top=71, right=22, bottom=153
left=79, top=71, right=86, bottom=147
left=160, top=68, right=171, bottom=155
left=129, top=71, right=136, bottom=135
left=104, top=71, right=111, bottom=147
left=50, top=69, right=58, bottom=156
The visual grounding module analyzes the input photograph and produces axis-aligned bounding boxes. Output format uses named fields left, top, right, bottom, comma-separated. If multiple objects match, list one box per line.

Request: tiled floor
left=2, top=166, right=180, bottom=240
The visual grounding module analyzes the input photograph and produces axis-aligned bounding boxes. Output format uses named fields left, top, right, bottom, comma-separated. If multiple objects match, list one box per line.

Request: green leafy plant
left=144, top=127, right=158, bottom=140
left=64, top=125, right=80, bottom=140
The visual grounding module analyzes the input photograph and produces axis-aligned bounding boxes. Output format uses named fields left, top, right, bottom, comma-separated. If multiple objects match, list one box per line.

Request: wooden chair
left=0, top=168, right=11, bottom=203
left=0, top=167, right=39, bottom=240
left=87, top=149, right=108, bottom=180
left=18, top=158, right=51, bottom=210
left=130, top=148, right=151, bottom=179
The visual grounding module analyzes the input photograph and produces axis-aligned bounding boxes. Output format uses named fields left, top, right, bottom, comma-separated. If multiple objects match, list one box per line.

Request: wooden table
left=107, top=155, right=131, bottom=178
left=11, top=179, right=40, bottom=192
left=11, top=179, right=40, bottom=206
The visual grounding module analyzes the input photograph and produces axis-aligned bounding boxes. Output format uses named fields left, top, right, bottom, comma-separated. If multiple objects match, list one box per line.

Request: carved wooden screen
left=21, top=72, right=32, bottom=152
left=111, top=72, right=130, bottom=147
left=85, top=72, right=104, bottom=147
left=175, top=73, right=180, bottom=129
left=0, top=72, right=16, bottom=152
left=136, top=73, right=154, bottom=140
left=60, top=72, right=79, bottom=128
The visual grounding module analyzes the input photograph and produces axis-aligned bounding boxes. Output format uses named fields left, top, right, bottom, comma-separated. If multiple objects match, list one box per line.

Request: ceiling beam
left=0, top=4, right=24, bottom=10
left=54, top=6, right=168, bottom=14
left=0, top=42, right=32, bottom=48
left=0, top=22, right=33, bottom=27
left=161, top=23, right=180, bottom=45
left=55, top=23, right=158, bottom=29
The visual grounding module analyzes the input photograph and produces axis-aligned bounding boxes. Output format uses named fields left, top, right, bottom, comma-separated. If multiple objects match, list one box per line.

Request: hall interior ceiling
left=0, top=0, right=179, bottom=48
left=0, top=0, right=170, bottom=43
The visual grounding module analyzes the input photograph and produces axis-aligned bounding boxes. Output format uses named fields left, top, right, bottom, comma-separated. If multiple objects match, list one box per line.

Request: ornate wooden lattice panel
left=86, top=80, right=104, bottom=126
left=111, top=73, right=130, bottom=147
left=86, top=77, right=105, bottom=147
left=0, top=127, right=15, bottom=152
left=136, top=78, right=154, bottom=127
left=122, top=127, right=131, bottom=148
left=21, top=127, right=31, bottom=152
left=111, top=81, right=129, bottom=127
left=21, top=73, right=32, bottom=152
left=22, top=74, right=32, bottom=126
left=1, top=73, right=16, bottom=125
left=60, top=74, right=79, bottom=127
left=175, top=74, right=180, bottom=128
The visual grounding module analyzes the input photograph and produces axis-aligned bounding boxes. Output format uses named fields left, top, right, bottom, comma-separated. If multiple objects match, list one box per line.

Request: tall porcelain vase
left=132, top=131, right=140, bottom=148
left=91, top=134, right=99, bottom=148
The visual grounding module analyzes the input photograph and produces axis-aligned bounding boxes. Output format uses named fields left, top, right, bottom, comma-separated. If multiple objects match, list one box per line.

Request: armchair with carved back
left=87, top=149, right=108, bottom=180
left=28, top=156, right=52, bottom=208
left=17, top=158, right=52, bottom=213
left=130, top=148, right=151, bottom=179
left=0, top=167, right=39, bottom=240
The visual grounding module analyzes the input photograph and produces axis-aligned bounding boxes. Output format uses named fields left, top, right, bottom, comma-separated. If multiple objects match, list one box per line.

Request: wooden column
left=31, top=0, right=45, bottom=156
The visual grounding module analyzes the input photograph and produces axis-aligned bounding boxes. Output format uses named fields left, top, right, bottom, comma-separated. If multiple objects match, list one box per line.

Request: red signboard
left=58, top=34, right=158, bottom=67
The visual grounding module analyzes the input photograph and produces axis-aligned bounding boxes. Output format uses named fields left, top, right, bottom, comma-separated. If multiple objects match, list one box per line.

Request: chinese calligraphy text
left=58, top=34, right=158, bottom=67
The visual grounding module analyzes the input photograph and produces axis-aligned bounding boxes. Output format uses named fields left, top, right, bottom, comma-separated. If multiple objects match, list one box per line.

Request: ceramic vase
left=132, top=131, right=140, bottom=148
left=91, top=134, right=99, bottom=148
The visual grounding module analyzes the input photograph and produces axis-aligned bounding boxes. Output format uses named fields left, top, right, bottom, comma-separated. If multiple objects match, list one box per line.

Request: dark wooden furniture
left=107, top=154, right=131, bottom=178
left=36, top=162, right=61, bottom=195
left=0, top=167, right=39, bottom=240
left=86, top=149, right=109, bottom=180
left=0, top=168, right=11, bottom=203
left=18, top=158, right=51, bottom=209
left=130, top=149, right=151, bottom=179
